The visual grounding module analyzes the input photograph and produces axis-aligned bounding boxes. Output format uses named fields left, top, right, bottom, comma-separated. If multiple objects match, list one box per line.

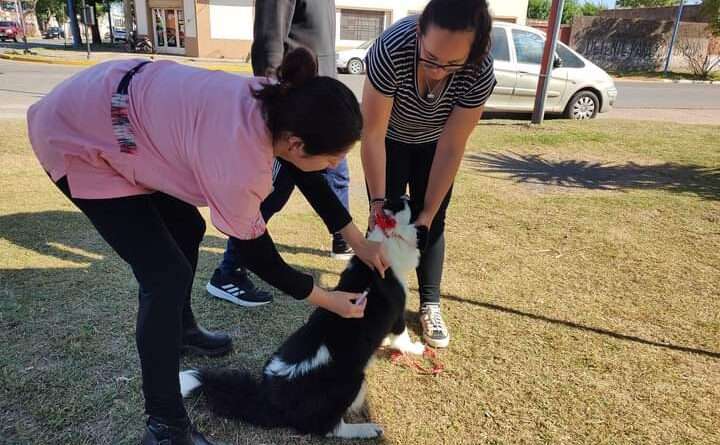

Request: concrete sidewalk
left=0, top=43, right=253, bottom=73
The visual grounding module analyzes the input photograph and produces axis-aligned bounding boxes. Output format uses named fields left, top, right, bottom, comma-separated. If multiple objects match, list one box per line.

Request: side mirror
left=553, top=54, right=563, bottom=68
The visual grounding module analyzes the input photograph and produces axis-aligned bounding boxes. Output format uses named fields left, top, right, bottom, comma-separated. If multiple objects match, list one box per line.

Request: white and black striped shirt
left=365, top=16, right=497, bottom=144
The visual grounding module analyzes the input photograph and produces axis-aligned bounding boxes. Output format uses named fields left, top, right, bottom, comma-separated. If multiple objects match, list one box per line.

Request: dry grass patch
left=1, top=118, right=718, bottom=445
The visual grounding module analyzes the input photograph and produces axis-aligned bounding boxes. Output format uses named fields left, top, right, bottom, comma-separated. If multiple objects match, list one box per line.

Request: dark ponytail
left=419, top=0, right=493, bottom=66
left=252, top=47, right=362, bottom=156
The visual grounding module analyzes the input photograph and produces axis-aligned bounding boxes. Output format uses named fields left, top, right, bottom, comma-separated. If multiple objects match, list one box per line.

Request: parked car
left=337, top=22, right=617, bottom=120
left=336, top=39, right=375, bottom=74
left=0, top=21, right=24, bottom=42
left=105, top=28, right=128, bottom=42
left=43, top=26, right=65, bottom=39
left=486, top=22, right=617, bottom=119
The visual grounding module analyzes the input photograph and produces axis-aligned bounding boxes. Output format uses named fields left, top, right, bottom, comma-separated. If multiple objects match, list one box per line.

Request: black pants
left=55, top=177, right=204, bottom=421
left=385, top=138, right=453, bottom=307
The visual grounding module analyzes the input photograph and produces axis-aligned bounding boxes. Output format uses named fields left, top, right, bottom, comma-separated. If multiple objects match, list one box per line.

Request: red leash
left=390, top=347, right=444, bottom=375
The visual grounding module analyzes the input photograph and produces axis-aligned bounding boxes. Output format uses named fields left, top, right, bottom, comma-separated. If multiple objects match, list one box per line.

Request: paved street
left=1, top=59, right=718, bottom=123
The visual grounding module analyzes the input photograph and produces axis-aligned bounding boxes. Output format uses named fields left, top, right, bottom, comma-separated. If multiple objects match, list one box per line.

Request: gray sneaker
left=420, top=304, right=450, bottom=348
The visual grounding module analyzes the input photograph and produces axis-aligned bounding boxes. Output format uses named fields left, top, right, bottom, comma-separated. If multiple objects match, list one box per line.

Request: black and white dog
left=179, top=198, right=424, bottom=439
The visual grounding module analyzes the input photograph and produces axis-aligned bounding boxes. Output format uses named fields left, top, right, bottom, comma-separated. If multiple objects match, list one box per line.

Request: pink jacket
left=28, top=59, right=275, bottom=240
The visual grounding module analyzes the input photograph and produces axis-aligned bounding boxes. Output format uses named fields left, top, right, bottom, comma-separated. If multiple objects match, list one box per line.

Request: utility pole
left=80, top=0, right=92, bottom=59
left=531, top=0, right=565, bottom=124
left=663, top=0, right=685, bottom=76
left=14, top=0, right=31, bottom=54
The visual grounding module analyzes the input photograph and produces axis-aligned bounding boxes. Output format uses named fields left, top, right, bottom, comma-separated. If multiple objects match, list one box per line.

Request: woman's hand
left=414, top=211, right=433, bottom=229
left=367, top=199, right=385, bottom=231
left=307, top=286, right=366, bottom=318
left=338, top=223, right=389, bottom=278
left=353, top=238, right=388, bottom=277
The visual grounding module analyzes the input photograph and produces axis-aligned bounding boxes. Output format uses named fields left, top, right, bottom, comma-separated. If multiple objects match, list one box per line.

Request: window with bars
left=340, top=9, right=386, bottom=41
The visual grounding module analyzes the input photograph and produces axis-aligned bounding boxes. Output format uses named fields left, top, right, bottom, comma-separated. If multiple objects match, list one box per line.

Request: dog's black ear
left=415, top=225, right=429, bottom=252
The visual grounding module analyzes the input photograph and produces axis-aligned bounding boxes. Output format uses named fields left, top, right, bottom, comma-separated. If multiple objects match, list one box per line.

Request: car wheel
left=564, top=90, right=599, bottom=120
left=346, top=58, right=364, bottom=75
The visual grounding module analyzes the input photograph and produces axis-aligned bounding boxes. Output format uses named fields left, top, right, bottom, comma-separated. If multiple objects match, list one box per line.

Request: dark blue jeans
left=218, top=158, right=350, bottom=275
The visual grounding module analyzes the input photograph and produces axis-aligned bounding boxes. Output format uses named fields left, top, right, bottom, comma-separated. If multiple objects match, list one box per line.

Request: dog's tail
left=180, top=368, right=277, bottom=427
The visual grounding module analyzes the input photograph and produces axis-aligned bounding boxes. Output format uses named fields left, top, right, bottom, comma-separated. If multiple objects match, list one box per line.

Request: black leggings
left=385, top=138, right=453, bottom=307
left=54, top=177, right=204, bottom=421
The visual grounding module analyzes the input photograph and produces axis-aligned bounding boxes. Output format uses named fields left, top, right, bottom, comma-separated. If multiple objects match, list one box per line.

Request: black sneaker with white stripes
left=206, top=268, right=273, bottom=307
left=331, top=232, right=354, bottom=260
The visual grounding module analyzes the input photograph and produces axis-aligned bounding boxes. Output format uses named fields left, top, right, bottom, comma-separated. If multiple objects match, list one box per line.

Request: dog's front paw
left=397, top=340, right=425, bottom=356
left=385, top=329, right=425, bottom=355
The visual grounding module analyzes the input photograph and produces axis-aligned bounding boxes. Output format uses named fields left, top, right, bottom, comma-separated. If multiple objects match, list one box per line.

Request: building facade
left=130, top=0, right=528, bottom=58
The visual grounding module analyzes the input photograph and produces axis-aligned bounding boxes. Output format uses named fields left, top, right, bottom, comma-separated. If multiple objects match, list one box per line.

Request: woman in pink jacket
left=27, top=48, right=386, bottom=445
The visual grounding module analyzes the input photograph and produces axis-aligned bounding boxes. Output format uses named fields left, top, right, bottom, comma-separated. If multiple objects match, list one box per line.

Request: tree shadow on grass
left=442, top=293, right=720, bottom=360
left=202, top=233, right=330, bottom=258
left=464, top=151, right=720, bottom=200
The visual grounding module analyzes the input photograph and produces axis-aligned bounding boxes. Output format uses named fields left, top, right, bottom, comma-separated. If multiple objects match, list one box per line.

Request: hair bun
left=277, top=47, right=318, bottom=88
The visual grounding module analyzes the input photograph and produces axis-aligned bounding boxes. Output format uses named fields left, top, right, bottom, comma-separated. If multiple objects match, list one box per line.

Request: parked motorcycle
left=128, top=33, right=153, bottom=54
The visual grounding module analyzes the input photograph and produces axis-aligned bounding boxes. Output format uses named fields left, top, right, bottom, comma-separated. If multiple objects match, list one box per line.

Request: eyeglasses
left=418, top=41, right=466, bottom=73
left=418, top=57, right=465, bottom=73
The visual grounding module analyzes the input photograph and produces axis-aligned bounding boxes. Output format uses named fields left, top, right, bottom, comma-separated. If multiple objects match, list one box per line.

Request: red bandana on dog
left=374, top=211, right=397, bottom=234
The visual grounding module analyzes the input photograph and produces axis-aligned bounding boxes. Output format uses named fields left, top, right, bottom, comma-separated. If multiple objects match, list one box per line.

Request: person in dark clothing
left=207, top=0, right=353, bottom=307
left=362, top=0, right=496, bottom=348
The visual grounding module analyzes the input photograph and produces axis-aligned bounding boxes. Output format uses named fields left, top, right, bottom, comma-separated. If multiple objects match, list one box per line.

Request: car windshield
left=0, top=22, right=15, bottom=27
left=358, top=39, right=375, bottom=49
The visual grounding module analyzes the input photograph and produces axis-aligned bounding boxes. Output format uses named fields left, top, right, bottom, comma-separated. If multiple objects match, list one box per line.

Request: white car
left=337, top=22, right=617, bottom=120
left=336, top=39, right=375, bottom=75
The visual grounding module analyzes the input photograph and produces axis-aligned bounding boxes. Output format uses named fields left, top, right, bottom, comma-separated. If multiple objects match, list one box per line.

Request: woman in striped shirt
left=362, top=0, right=496, bottom=348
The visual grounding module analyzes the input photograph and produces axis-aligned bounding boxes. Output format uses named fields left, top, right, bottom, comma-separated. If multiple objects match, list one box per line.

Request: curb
left=0, top=53, right=253, bottom=73
left=612, top=76, right=719, bottom=85
left=660, top=78, right=718, bottom=85
left=1, top=52, right=96, bottom=66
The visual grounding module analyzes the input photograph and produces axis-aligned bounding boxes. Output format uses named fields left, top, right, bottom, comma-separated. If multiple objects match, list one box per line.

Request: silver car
left=488, top=22, right=617, bottom=119
left=340, top=23, right=617, bottom=120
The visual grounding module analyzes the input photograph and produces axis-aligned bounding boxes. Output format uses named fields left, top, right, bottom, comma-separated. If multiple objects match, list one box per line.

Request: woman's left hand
left=339, top=223, right=389, bottom=278
left=354, top=238, right=389, bottom=278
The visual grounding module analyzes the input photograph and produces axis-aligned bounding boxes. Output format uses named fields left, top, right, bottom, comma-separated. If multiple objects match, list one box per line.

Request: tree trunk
left=68, top=0, right=83, bottom=46
left=90, top=3, right=101, bottom=44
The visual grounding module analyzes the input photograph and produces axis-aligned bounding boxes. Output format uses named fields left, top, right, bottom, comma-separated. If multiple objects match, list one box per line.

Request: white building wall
left=136, top=0, right=149, bottom=34
left=208, top=0, right=253, bottom=40
left=335, top=0, right=427, bottom=48
left=177, top=0, right=528, bottom=53
left=335, top=0, right=528, bottom=48
left=490, top=0, right=528, bottom=25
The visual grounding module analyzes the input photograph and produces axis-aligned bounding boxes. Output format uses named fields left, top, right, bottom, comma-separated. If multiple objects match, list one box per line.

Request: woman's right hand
left=367, top=199, right=385, bottom=231
left=307, top=286, right=366, bottom=318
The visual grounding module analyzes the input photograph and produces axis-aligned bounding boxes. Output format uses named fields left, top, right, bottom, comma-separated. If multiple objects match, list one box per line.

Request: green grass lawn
left=1, top=118, right=719, bottom=445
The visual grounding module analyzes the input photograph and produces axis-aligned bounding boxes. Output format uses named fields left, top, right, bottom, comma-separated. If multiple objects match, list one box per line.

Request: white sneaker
left=420, top=304, right=450, bottom=348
